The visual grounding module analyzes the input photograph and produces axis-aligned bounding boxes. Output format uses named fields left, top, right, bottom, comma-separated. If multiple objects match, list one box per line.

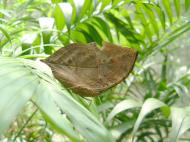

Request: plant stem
left=13, top=108, right=38, bottom=142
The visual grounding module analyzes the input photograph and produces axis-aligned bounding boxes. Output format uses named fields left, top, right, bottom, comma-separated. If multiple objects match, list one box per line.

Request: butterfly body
left=44, top=42, right=137, bottom=97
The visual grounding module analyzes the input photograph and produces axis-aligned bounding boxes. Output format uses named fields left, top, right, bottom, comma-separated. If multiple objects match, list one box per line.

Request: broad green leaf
left=0, top=58, right=39, bottom=134
left=51, top=90, right=115, bottom=142
left=132, top=98, right=167, bottom=138
left=0, top=77, right=38, bottom=134
left=0, top=57, right=115, bottom=142
left=70, top=30, right=88, bottom=43
left=59, top=3, right=73, bottom=29
left=73, top=0, right=85, bottom=18
left=54, top=4, right=66, bottom=31
left=77, top=23, right=103, bottom=45
left=106, top=99, right=141, bottom=123
left=34, top=81, right=81, bottom=142
left=80, top=0, right=92, bottom=17
left=73, top=0, right=92, bottom=20
left=0, top=57, right=79, bottom=140
left=54, top=3, right=73, bottom=30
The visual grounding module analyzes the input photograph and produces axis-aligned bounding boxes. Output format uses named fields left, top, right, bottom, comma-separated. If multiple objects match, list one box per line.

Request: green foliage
left=1, top=0, right=190, bottom=141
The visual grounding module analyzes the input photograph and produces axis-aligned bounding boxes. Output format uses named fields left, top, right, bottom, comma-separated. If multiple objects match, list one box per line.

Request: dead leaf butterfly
left=43, top=42, right=138, bottom=97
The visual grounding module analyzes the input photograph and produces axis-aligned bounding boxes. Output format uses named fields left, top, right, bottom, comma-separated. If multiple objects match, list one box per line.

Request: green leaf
left=0, top=58, right=39, bottom=134
left=77, top=23, right=103, bottom=45
left=154, top=5, right=166, bottom=31
left=105, top=12, right=142, bottom=46
left=112, top=0, right=124, bottom=7
left=100, top=0, right=112, bottom=11
left=142, top=21, right=190, bottom=59
left=90, top=17, right=113, bottom=42
left=174, top=0, right=180, bottom=17
left=54, top=4, right=66, bottom=31
left=73, top=0, right=84, bottom=18
left=135, top=3, right=153, bottom=43
left=51, top=0, right=62, bottom=3
left=0, top=57, right=115, bottom=142
left=0, top=25, right=11, bottom=47
left=143, top=4, right=159, bottom=37
left=162, top=0, right=173, bottom=24
left=185, top=0, right=190, bottom=11
left=132, top=98, right=167, bottom=138
left=73, top=0, right=91, bottom=19
left=59, top=3, right=73, bottom=29
left=70, top=30, right=88, bottom=43
left=106, top=99, right=141, bottom=123
left=34, top=80, right=81, bottom=142
left=51, top=90, right=115, bottom=142
left=0, top=58, right=79, bottom=141
left=169, top=107, right=190, bottom=142
left=21, top=43, right=32, bottom=55
left=21, top=34, right=38, bottom=55
left=54, top=3, right=73, bottom=30
left=111, top=120, right=135, bottom=140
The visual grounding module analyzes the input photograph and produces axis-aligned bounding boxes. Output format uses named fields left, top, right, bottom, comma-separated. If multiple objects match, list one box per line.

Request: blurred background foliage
left=1, top=0, right=190, bottom=142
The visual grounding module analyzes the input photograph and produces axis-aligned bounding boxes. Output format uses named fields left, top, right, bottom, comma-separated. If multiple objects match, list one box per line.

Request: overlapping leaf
left=0, top=57, right=115, bottom=142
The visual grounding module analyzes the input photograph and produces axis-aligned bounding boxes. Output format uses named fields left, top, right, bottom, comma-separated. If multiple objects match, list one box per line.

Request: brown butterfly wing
left=44, top=42, right=137, bottom=97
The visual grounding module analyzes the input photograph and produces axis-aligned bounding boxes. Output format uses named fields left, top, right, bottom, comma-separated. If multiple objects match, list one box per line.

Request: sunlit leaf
left=59, top=3, right=73, bottom=29
left=132, top=98, right=167, bottom=138
left=54, top=4, right=66, bottom=31
left=106, top=99, right=141, bottom=123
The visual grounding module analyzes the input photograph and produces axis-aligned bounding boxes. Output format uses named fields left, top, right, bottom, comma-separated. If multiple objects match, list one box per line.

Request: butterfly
left=43, top=42, right=138, bottom=97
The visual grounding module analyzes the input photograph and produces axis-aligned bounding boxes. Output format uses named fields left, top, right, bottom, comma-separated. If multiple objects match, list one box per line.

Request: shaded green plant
left=1, top=0, right=190, bottom=142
